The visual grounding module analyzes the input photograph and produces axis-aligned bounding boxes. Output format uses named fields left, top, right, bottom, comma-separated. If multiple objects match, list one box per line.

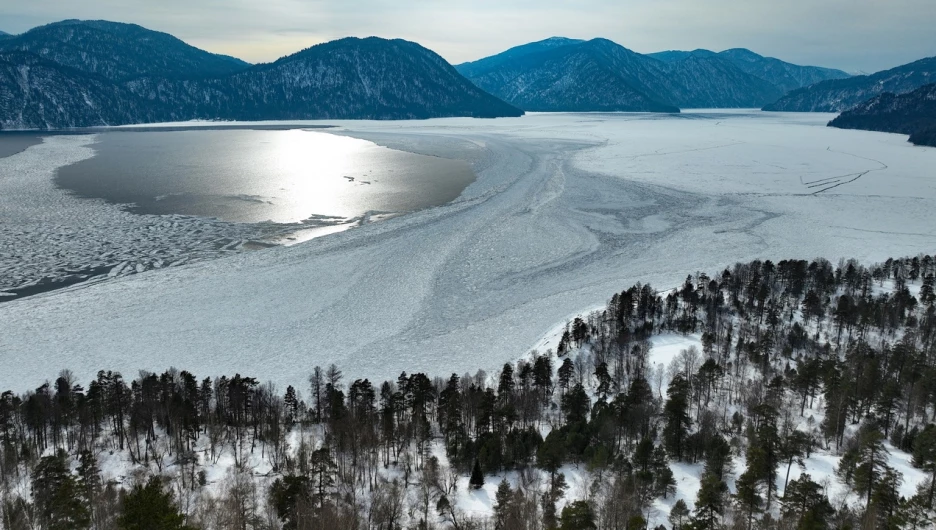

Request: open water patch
left=55, top=128, right=476, bottom=224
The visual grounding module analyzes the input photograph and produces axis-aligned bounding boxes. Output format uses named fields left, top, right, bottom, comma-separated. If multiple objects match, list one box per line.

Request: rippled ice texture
left=1, top=110, right=935, bottom=391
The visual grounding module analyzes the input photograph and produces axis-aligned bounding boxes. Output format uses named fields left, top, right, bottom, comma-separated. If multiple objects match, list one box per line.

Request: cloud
left=3, top=0, right=933, bottom=72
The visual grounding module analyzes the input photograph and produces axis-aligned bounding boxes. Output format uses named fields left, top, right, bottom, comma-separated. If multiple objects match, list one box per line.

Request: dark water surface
left=0, top=134, right=43, bottom=158
left=54, top=129, right=476, bottom=223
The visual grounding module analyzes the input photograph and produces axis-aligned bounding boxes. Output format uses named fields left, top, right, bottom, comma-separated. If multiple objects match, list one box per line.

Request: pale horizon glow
left=3, top=0, right=935, bottom=74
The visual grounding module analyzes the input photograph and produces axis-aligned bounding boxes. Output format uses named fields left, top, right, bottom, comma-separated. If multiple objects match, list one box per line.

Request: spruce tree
left=32, top=451, right=90, bottom=530
left=559, top=500, right=596, bottom=530
left=663, top=374, right=691, bottom=460
left=469, top=459, right=484, bottom=489
left=493, top=478, right=512, bottom=529
left=118, top=477, right=192, bottom=530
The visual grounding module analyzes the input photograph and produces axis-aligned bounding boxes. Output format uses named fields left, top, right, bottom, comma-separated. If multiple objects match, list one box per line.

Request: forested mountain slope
left=455, top=37, right=585, bottom=79
left=0, top=52, right=156, bottom=129
left=456, top=38, right=680, bottom=112
left=127, top=37, right=524, bottom=121
left=2, top=255, right=935, bottom=529
left=0, top=20, right=250, bottom=81
left=764, top=56, right=936, bottom=112
left=650, top=48, right=849, bottom=95
left=828, top=84, right=936, bottom=147
left=648, top=53, right=783, bottom=108
left=716, top=48, right=849, bottom=94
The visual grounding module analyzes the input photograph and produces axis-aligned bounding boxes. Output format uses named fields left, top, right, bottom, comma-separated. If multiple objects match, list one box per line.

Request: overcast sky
left=3, top=0, right=934, bottom=73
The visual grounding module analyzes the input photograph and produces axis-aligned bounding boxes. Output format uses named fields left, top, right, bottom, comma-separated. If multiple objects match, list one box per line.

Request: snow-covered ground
left=1, top=111, right=935, bottom=392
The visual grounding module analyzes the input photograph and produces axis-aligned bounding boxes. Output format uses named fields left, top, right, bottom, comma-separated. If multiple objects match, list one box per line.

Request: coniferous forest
left=3, top=255, right=936, bottom=530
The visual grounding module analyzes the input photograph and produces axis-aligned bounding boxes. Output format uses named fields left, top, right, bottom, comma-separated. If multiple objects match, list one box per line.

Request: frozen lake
left=1, top=110, right=935, bottom=392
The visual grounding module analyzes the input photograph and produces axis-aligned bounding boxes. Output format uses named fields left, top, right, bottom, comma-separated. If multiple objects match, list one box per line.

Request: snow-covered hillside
left=3, top=258, right=934, bottom=529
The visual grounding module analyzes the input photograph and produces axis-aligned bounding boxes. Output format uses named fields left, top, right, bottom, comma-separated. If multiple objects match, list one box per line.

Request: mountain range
left=5, top=19, right=934, bottom=131
left=827, top=83, right=936, bottom=147
left=0, top=20, right=522, bottom=129
left=650, top=48, right=851, bottom=94
left=0, top=51, right=155, bottom=129
left=763, top=56, right=936, bottom=112
left=456, top=38, right=850, bottom=112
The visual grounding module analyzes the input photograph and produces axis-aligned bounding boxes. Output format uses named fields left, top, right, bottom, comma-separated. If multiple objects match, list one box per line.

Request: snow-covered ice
left=1, top=111, right=935, bottom=392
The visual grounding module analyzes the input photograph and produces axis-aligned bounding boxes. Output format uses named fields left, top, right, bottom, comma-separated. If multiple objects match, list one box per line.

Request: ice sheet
left=1, top=111, right=935, bottom=392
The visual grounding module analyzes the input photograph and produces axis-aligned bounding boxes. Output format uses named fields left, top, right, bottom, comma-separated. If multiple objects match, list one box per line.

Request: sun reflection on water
left=55, top=128, right=477, bottom=225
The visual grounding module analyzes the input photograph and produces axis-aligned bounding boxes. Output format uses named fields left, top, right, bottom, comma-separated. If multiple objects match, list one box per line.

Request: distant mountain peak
left=542, top=36, right=581, bottom=44
left=719, top=48, right=762, bottom=60
left=457, top=37, right=679, bottom=113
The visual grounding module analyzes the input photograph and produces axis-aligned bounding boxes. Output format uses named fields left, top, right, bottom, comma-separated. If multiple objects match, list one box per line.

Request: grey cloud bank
left=2, top=0, right=934, bottom=74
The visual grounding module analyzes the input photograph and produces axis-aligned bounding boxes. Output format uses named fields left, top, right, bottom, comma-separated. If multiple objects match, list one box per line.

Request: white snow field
left=1, top=110, right=935, bottom=392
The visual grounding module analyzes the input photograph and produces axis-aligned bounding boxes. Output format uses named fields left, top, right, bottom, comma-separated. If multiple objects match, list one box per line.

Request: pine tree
left=561, top=384, right=590, bottom=424
left=310, top=447, right=337, bottom=507
left=779, top=430, right=809, bottom=492
left=558, top=358, right=575, bottom=395
left=734, top=469, right=763, bottom=530
left=746, top=404, right=780, bottom=508
left=655, top=465, right=677, bottom=499
left=868, top=467, right=903, bottom=529
left=669, top=499, right=690, bottom=530
left=912, top=424, right=936, bottom=506
left=283, top=385, right=299, bottom=425
left=780, top=474, right=834, bottom=528
left=692, top=472, right=728, bottom=530
left=850, top=424, right=899, bottom=506
left=703, top=434, right=732, bottom=481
